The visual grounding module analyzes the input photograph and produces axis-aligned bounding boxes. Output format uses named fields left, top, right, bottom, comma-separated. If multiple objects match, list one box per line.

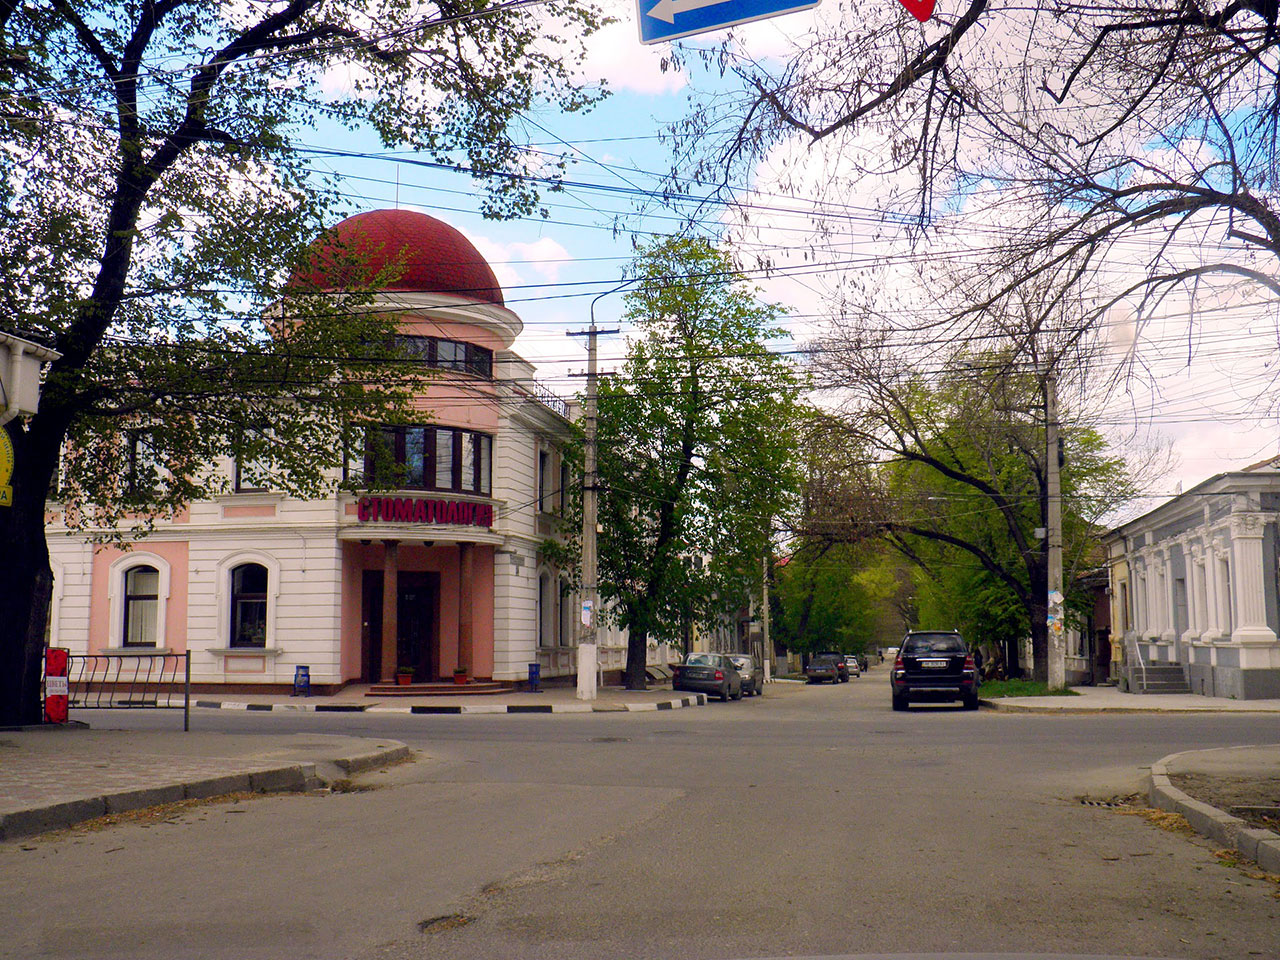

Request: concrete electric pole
left=569, top=295, right=620, bottom=701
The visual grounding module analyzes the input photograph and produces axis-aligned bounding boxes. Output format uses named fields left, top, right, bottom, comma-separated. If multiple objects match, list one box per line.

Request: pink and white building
left=44, top=210, right=597, bottom=691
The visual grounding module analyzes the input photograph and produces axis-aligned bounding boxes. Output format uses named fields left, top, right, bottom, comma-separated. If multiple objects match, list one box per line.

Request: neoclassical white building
left=44, top=210, right=612, bottom=691
left=1104, top=458, right=1280, bottom=699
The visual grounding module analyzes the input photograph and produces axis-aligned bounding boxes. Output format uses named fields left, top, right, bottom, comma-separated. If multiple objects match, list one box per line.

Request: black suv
left=890, top=631, right=979, bottom=711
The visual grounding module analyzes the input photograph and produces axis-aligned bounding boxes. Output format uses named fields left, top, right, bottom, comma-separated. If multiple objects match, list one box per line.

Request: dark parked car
left=728, top=654, right=764, bottom=697
left=890, top=630, right=979, bottom=711
left=805, top=653, right=844, bottom=683
left=816, top=651, right=850, bottom=682
left=672, top=653, right=743, bottom=702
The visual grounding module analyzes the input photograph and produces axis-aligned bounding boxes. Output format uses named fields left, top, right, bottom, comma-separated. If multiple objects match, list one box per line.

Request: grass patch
left=980, top=679, right=1080, bottom=698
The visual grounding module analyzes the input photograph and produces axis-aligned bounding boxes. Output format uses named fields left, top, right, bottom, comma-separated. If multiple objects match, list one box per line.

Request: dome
left=290, top=209, right=504, bottom=305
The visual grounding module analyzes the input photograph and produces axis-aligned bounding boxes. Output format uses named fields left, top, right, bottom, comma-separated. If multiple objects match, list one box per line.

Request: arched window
left=123, top=565, right=160, bottom=647
left=230, top=563, right=269, bottom=648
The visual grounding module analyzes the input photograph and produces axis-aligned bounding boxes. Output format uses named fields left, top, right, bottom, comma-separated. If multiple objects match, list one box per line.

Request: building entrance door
left=361, top=571, right=440, bottom=682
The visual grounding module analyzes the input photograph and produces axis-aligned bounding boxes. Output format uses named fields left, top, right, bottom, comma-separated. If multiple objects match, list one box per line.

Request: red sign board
left=897, top=0, right=935, bottom=20
left=357, top=495, right=494, bottom=528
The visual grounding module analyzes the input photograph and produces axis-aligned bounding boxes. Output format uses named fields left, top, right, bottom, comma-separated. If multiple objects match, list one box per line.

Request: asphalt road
left=4, top=671, right=1279, bottom=960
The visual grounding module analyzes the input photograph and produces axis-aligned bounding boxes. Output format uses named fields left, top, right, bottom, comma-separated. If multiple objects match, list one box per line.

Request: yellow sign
left=0, top=429, right=13, bottom=507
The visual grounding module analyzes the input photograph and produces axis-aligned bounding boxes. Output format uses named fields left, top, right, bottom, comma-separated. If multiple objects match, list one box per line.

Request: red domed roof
left=290, top=209, right=504, bottom=305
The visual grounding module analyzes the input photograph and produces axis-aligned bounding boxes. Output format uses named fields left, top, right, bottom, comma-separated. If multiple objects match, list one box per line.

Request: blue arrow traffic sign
left=637, top=0, right=821, bottom=45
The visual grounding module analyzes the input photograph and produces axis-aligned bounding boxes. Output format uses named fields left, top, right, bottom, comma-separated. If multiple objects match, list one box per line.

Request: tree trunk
left=1029, top=597, right=1049, bottom=684
left=0, top=421, right=59, bottom=725
left=625, top=622, right=648, bottom=690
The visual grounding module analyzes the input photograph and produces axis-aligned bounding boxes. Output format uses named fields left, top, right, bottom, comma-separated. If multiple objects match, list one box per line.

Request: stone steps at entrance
left=1132, top=663, right=1191, bottom=695
left=366, top=682, right=508, bottom=696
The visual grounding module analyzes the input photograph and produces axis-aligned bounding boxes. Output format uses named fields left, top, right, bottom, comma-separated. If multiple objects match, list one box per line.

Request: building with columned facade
left=1104, top=457, right=1280, bottom=698
left=43, top=209, right=610, bottom=691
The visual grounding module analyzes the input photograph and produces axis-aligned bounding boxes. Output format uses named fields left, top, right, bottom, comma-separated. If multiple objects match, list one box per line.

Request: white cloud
left=583, top=14, right=688, bottom=96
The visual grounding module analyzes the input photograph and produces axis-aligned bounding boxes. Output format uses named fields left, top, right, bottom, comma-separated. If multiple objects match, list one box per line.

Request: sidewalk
left=981, top=684, right=1280, bottom=713
left=0, top=726, right=409, bottom=843
left=193, top=683, right=709, bottom=714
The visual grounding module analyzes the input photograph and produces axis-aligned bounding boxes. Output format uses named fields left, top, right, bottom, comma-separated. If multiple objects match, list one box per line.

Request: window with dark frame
left=123, top=565, right=159, bottom=647
left=126, top=430, right=158, bottom=495
left=230, top=563, right=268, bottom=648
left=364, top=425, right=492, bottom=494
left=392, top=335, right=493, bottom=378
left=538, top=450, right=549, bottom=512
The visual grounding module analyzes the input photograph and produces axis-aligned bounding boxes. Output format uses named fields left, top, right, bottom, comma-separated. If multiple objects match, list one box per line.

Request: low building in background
left=1105, top=457, right=1280, bottom=699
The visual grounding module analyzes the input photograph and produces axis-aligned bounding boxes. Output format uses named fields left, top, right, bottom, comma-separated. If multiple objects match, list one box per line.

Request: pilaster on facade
left=1230, top=512, right=1277, bottom=645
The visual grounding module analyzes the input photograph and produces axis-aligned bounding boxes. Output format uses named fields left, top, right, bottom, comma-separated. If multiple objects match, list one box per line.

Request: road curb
left=198, top=694, right=708, bottom=715
left=0, top=741, right=409, bottom=844
left=1148, top=746, right=1280, bottom=874
left=978, top=699, right=1279, bottom=715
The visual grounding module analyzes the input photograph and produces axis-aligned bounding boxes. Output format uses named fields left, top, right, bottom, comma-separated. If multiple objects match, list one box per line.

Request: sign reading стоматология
left=357, top=495, right=494, bottom=528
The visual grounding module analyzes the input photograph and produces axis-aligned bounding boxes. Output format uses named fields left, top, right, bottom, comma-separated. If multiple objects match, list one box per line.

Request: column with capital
left=1160, top=546, right=1178, bottom=646
left=1229, top=513, right=1277, bottom=646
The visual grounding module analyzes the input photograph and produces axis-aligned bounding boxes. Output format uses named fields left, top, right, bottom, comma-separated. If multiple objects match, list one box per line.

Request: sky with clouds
left=305, top=0, right=1279, bottom=503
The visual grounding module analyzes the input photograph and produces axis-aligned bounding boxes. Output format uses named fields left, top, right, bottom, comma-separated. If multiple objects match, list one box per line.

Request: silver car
left=728, top=654, right=765, bottom=697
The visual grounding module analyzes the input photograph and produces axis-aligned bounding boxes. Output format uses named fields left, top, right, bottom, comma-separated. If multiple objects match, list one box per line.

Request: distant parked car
left=890, top=630, right=979, bottom=711
left=847, top=657, right=861, bottom=678
left=728, top=654, right=764, bottom=697
left=805, top=654, right=843, bottom=684
left=816, top=651, right=850, bottom=682
left=672, top=653, right=743, bottom=702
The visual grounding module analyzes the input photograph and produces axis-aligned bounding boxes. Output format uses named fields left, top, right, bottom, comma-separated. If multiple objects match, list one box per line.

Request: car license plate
left=921, top=659, right=948, bottom=669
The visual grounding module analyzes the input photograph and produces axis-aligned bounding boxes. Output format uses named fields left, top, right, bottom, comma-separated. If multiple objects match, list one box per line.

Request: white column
left=1160, top=548, right=1178, bottom=644
left=1229, top=513, right=1276, bottom=645
left=1132, top=559, right=1147, bottom=638
left=1204, top=541, right=1222, bottom=640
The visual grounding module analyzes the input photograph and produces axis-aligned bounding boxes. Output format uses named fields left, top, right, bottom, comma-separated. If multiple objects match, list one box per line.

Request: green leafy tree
left=0, top=0, right=606, bottom=725
left=773, top=541, right=900, bottom=659
left=596, top=237, right=802, bottom=689
left=808, top=345, right=1138, bottom=681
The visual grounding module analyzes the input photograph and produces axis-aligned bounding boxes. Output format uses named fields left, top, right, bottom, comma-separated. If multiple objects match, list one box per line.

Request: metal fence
left=67, top=651, right=191, bottom=731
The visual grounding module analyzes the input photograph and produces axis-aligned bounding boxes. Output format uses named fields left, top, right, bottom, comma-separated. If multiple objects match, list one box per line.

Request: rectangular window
left=478, top=434, right=492, bottom=495
left=364, top=425, right=491, bottom=494
left=461, top=432, right=476, bottom=492
left=385, top=336, right=491, bottom=377
left=560, top=462, right=569, bottom=512
left=405, top=428, right=427, bottom=488
left=127, top=430, right=158, bottom=495
left=465, top=343, right=493, bottom=378
left=437, top=340, right=463, bottom=371
left=435, top=429, right=455, bottom=488
left=538, top=450, right=549, bottom=512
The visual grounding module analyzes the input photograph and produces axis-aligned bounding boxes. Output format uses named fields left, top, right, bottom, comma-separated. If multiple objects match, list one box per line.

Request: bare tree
left=673, top=2, right=1280, bottom=353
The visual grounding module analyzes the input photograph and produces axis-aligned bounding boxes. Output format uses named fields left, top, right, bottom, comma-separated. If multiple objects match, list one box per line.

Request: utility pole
left=1045, top=368, right=1066, bottom=691
left=569, top=293, right=621, bottom=701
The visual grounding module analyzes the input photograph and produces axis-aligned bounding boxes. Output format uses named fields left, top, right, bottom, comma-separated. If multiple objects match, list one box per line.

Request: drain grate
left=589, top=736, right=630, bottom=743
left=1078, top=796, right=1134, bottom=808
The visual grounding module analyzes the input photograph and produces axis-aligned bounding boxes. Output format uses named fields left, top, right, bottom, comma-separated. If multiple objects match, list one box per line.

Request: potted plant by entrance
left=396, top=667, right=414, bottom=686
left=453, top=667, right=468, bottom=685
